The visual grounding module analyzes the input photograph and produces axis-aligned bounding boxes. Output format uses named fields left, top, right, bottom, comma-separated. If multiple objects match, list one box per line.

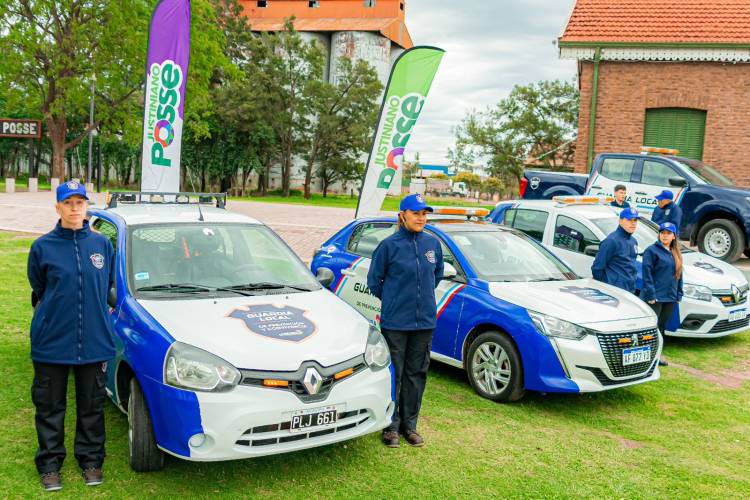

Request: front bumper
left=151, top=365, right=393, bottom=461
left=668, top=296, right=749, bottom=338
left=551, top=329, right=662, bottom=392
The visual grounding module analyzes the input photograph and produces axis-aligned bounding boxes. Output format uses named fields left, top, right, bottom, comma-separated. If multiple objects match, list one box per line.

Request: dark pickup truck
left=519, top=152, right=750, bottom=262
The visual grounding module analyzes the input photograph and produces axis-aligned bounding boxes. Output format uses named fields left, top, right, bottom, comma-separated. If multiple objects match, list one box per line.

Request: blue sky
left=404, top=0, right=578, bottom=166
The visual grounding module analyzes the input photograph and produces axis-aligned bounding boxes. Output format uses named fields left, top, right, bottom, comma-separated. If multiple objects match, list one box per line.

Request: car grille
left=234, top=409, right=371, bottom=448
left=593, top=328, right=660, bottom=378
left=713, top=284, right=749, bottom=307
left=577, top=363, right=658, bottom=386
left=709, top=317, right=750, bottom=334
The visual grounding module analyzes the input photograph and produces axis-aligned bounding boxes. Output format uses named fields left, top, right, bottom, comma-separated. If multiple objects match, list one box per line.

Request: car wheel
left=128, top=378, right=165, bottom=472
left=466, top=331, right=525, bottom=402
left=697, top=219, right=744, bottom=262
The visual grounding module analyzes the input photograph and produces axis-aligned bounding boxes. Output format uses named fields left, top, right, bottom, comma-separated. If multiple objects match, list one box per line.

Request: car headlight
left=164, top=342, right=241, bottom=392
left=683, top=283, right=712, bottom=302
left=364, top=326, right=390, bottom=370
left=528, top=311, right=587, bottom=340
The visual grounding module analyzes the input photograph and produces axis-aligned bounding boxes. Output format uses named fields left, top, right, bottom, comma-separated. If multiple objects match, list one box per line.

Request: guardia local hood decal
left=559, top=286, right=620, bottom=307
left=228, top=304, right=318, bottom=342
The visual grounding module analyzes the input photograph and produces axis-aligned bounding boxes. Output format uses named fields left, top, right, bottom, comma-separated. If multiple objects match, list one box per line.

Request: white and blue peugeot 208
left=88, top=193, right=393, bottom=471
left=311, top=208, right=661, bottom=403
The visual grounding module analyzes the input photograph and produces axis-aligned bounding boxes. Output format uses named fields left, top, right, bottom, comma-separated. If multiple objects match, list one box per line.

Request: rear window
left=600, top=158, right=635, bottom=182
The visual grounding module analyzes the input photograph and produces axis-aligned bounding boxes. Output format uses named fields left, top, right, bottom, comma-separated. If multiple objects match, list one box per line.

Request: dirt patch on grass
left=670, top=360, right=750, bottom=389
left=601, top=430, right=645, bottom=449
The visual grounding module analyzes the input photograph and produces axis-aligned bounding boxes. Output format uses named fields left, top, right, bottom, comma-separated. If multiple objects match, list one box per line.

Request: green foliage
left=452, top=79, right=579, bottom=185
left=453, top=171, right=482, bottom=192
left=481, top=176, right=504, bottom=196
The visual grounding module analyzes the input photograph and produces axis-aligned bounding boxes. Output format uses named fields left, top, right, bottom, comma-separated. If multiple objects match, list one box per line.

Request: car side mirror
left=443, top=262, right=458, bottom=280
left=584, top=245, right=600, bottom=257
left=668, top=176, right=688, bottom=187
left=107, top=286, right=117, bottom=308
left=316, top=267, right=335, bottom=288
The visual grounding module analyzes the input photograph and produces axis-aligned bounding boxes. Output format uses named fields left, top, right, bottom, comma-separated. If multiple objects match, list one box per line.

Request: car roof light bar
left=430, top=207, right=490, bottom=217
left=641, top=146, right=679, bottom=155
left=106, top=192, right=227, bottom=209
left=552, top=195, right=614, bottom=206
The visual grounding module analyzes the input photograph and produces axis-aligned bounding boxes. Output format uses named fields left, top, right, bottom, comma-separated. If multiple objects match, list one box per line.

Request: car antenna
left=197, top=203, right=204, bottom=222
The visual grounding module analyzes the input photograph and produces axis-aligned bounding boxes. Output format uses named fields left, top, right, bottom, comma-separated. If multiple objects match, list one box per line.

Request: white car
left=492, top=199, right=750, bottom=338
left=89, top=193, right=393, bottom=471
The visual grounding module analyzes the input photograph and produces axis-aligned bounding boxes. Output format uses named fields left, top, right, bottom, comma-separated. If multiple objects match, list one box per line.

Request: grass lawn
left=229, top=192, right=496, bottom=212
left=1, top=231, right=749, bottom=498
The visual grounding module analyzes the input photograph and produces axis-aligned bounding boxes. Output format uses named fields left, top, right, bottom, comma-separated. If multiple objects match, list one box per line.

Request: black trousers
left=381, top=328, right=433, bottom=433
left=648, top=302, right=677, bottom=336
left=31, top=361, right=107, bottom=473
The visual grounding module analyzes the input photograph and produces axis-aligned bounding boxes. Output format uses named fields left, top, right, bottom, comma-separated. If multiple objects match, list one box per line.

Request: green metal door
left=643, top=108, right=707, bottom=160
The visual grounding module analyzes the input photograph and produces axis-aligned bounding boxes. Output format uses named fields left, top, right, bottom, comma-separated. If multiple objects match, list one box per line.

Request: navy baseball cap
left=56, top=180, right=89, bottom=202
left=619, top=207, right=639, bottom=220
left=655, top=189, right=674, bottom=201
left=659, top=222, right=678, bottom=234
left=400, top=193, right=433, bottom=212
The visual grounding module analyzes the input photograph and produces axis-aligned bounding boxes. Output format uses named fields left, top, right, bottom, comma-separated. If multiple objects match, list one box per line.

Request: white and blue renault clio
left=88, top=193, right=392, bottom=471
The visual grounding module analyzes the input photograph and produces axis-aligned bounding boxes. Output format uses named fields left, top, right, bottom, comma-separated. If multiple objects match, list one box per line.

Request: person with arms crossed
left=367, top=194, right=444, bottom=448
left=591, top=208, right=640, bottom=294
left=27, top=182, right=116, bottom=491
left=651, top=190, right=683, bottom=228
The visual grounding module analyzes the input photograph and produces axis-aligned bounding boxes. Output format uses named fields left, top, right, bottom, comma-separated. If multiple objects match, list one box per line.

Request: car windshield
left=590, top=217, right=693, bottom=254
left=129, top=223, right=320, bottom=296
left=672, top=158, right=734, bottom=187
left=449, top=229, right=578, bottom=282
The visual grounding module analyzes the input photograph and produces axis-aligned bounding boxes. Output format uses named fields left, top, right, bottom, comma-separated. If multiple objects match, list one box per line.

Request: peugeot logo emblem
left=731, top=284, right=741, bottom=304
left=302, top=367, right=323, bottom=395
left=631, top=334, right=639, bottom=347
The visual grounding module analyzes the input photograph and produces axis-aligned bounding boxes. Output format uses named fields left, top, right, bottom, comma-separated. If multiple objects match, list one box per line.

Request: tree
left=452, top=79, right=579, bottom=186
left=316, top=156, right=362, bottom=197
left=453, top=171, right=482, bottom=196
left=303, top=57, right=382, bottom=199
left=0, top=0, right=150, bottom=180
left=481, top=177, right=504, bottom=199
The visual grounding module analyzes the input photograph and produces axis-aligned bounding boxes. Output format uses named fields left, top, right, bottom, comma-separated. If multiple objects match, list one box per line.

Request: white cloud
left=401, top=0, right=578, bottom=165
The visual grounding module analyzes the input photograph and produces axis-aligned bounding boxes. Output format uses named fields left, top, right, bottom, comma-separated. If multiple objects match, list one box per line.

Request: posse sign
left=0, top=119, right=41, bottom=139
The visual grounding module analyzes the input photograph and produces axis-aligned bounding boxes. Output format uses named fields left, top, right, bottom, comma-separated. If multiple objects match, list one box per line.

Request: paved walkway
left=0, top=191, right=373, bottom=262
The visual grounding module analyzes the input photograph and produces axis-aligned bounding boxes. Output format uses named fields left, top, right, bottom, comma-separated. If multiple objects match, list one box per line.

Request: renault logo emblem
left=302, top=367, right=323, bottom=395
left=731, top=284, right=741, bottom=304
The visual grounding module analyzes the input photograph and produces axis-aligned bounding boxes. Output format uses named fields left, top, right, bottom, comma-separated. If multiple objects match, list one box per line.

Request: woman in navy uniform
left=27, top=182, right=115, bottom=491
left=367, top=194, right=443, bottom=448
left=641, top=222, right=683, bottom=367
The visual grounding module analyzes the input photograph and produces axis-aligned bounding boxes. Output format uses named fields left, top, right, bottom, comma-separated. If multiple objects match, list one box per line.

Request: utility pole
left=87, top=73, right=96, bottom=185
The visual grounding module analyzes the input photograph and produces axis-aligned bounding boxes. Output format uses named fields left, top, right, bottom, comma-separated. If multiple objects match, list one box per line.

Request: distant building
left=415, top=164, right=452, bottom=177
left=240, top=0, right=414, bottom=193
left=560, top=0, right=750, bottom=185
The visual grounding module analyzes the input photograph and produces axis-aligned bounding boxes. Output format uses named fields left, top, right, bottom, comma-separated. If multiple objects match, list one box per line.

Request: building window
left=364, top=0, right=375, bottom=7
left=400, top=2, right=404, bottom=10
left=643, top=108, right=707, bottom=160
left=309, top=0, right=320, bottom=6
left=257, top=0, right=267, bottom=7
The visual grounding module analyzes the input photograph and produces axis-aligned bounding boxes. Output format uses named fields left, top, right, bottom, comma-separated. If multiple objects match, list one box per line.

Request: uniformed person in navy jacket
left=591, top=208, right=640, bottom=293
left=641, top=222, right=683, bottom=367
left=367, top=194, right=443, bottom=448
left=651, top=190, right=683, bottom=228
left=610, top=184, right=631, bottom=209
left=27, top=182, right=115, bottom=491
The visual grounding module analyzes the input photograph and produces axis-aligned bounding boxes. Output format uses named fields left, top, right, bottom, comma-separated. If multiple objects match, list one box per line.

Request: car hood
left=488, top=278, right=656, bottom=331
left=138, top=289, right=370, bottom=371
left=682, top=252, right=749, bottom=291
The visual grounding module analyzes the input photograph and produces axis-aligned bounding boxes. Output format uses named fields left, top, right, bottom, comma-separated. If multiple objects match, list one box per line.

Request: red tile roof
left=560, top=0, right=750, bottom=44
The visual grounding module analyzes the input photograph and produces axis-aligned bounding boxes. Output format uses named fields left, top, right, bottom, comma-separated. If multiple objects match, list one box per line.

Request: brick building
left=559, top=0, right=750, bottom=186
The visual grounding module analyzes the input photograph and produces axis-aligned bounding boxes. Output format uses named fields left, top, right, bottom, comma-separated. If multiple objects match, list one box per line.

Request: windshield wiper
left=137, top=283, right=212, bottom=293
left=225, top=282, right=314, bottom=292
left=527, top=277, right=562, bottom=282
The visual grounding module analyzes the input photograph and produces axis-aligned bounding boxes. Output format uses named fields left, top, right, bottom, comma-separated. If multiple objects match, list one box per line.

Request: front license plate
left=289, top=406, right=338, bottom=432
left=622, top=346, right=651, bottom=366
left=728, top=308, right=747, bottom=322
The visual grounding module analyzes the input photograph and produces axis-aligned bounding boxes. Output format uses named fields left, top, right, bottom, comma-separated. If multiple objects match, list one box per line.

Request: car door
left=630, top=158, right=687, bottom=214
left=548, top=214, right=601, bottom=277
left=587, top=156, right=637, bottom=202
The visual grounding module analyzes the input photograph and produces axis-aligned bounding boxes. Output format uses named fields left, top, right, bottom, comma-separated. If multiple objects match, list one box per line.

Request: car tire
left=697, top=219, right=744, bottom=262
left=128, top=378, right=165, bottom=472
left=466, top=331, right=525, bottom=402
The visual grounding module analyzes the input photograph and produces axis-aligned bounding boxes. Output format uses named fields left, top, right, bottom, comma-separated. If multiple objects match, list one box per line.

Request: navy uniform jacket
left=651, top=201, right=683, bottom=228
left=591, top=226, right=638, bottom=293
left=27, top=220, right=116, bottom=364
left=641, top=242, right=683, bottom=303
left=367, top=226, right=444, bottom=331
left=610, top=200, right=631, bottom=209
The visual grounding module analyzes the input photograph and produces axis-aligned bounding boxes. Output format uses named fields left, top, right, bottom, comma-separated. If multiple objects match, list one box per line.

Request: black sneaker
left=40, top=471, right=62, bottom=492
left=82, top=468, right=103, bottom=486
left=381, top=430, right=400, bottom=448
left=403, top=429, right=425, bottom=447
